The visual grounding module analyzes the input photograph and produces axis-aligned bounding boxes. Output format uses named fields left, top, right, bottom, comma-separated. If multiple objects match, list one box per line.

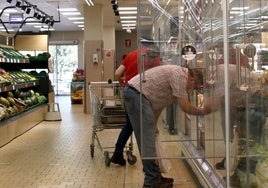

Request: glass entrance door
left=48, top=45, right=78, bottom=95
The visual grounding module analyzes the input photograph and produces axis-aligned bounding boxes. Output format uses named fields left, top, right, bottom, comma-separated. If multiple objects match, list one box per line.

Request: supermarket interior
left=0, top=0, right=268, bottom=188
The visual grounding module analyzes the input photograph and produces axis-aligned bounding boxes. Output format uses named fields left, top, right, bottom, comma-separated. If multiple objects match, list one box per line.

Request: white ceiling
left=0, top=0, right=137, bottom=33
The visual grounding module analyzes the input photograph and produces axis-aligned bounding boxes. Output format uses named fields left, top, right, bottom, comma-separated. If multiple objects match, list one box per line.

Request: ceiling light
left=74, top=21, right=84, bottom=24
left=61, top=12, right=81, bottom=16
left=15, top=1, right=21, bottom=7
left=118, top=7, right=137, bottom=11
left=126, top=29, right=131, bottom=33
left=120, top=16, right=137, bottom=19
left=33, top=12, right=38, bottom=18
left=50, top=20, right=54, bottom=27
left=58, top=8, right=78, bottom=12
left=41, top=17, right=46, bottom=23
left=68, top=17, right=84, bottom=20
left=122, top=23, right=136, bottom=27
left=119, top=11, right=137, bottom=14
left=85, top=0, right=94, bottom=6
left=37, top=14, right=42, bottom=20
left=21, top=6, right=26, bottom=11
left=114, top=11, right=119, bottom=16
left=122, top=26, right=135, bottom=30
left=25, top=7, right=31, bottom=14
left=121, top=20, right=136, bottom=23
left=113, top=5, right=118, bottom=10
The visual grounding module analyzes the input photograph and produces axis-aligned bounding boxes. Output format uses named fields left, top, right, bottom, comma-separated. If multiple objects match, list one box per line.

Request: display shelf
left=0, top=104, right=47, bottom=147
left=180, top=132, right=225, bottom=188
left=0, top=56, right=50, bottom=146
left=0, top=80, right=39, bottom=92
left=70, top=81, right=84, bottom=104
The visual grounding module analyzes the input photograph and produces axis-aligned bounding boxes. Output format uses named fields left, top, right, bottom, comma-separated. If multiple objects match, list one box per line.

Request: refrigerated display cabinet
left=137, top=0, right=268, bottom=187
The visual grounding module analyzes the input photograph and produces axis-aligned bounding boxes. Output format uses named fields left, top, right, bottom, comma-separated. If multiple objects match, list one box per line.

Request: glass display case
left=137, top=0, right=268, bottom=187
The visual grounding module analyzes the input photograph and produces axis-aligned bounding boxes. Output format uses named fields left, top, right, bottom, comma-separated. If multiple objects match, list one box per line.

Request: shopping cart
left=89, top=81, right=137, bottom=166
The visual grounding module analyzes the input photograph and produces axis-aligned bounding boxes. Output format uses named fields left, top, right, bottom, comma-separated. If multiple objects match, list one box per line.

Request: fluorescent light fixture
left=4, top=9, right=20, bottom=13
left=230, top=11, right=243, bottom=14
left=122, top=23, right=136, bottom=27
left=120, top=20, right=136, bottom=23
left=34, top=25, right=48, bottom=28
left=120, top=16, right=137, bottom=19
left=58, top=8, right=78, bottom=12
left=74, top=21, right=84, bottom=24
left=85, top=0, right=94, bottom=6
left=68, top=17, right=84, bottom=20
left=78, top=25, right=84, bottom=27
left=122, top=27, right=135, bottom=30
left=61, top=12, right=81, bottom=16
left=231, top=7, right=249, bottom=10
left=118, top=7, right=137, bottom=11
left=119, top=11, right=137, bottom=14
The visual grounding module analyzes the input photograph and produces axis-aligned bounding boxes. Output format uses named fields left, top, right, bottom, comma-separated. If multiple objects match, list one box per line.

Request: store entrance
left=49, top=45, right=78, bottom=95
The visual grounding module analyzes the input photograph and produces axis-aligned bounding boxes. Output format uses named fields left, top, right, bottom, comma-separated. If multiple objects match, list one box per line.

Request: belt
left=128, top=85, right=140, bottom=94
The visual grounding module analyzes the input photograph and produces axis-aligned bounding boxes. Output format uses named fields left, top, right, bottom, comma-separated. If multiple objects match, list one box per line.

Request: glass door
left=48, top=45, right=78, bottom=95
left=137, top=0, right=268, bottom=187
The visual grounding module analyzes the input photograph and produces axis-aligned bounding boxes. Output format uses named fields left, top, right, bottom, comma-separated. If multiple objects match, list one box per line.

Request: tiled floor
left=0, top=96, right=200, bottom=188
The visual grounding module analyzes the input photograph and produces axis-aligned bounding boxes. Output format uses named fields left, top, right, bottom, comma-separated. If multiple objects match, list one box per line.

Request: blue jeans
left=115, top=112, right=133, bottom=152
left=124, top=86, right=162, bottom=185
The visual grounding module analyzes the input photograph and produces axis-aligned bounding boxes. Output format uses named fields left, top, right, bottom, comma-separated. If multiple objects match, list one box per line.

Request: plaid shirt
left=128, top=65, right=188, bottom=111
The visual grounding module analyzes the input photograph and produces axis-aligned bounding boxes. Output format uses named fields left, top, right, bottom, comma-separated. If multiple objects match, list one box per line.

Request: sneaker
left=110, top=151, right=126, bottom=166
left=215, top=158, right=225, bottom=170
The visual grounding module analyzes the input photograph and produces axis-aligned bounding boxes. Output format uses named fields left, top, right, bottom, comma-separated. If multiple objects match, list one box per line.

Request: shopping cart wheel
left=126, top=151, right=137, bottom=165
left=90, top=144, right=94, bottom=158
left=104, top=151, right=110, bottom=166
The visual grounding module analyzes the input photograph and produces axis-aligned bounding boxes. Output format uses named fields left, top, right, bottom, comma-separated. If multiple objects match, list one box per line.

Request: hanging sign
left=182, top=45, right=196, bottom=61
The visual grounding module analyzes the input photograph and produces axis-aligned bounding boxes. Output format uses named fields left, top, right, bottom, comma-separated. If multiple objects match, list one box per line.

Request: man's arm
left=177, top=97, right=221, bottom=115
left=115, top=64, right=126, bottom=81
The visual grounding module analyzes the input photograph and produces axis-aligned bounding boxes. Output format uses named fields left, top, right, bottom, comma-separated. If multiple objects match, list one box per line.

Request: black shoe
left=161, top=176, right=174, bottom=183
left=215, top=158, right=225, bottom=170
left=110, top=151, right=126, bottom=166
left=143, top=181, right=173, bottom=188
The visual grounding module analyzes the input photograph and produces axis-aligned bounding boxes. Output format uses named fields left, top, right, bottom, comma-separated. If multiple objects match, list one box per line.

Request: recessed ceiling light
left=58, top=8, right=78, bottom=12
left=121, top=20, right=136, bottom=23
left=61, top=12, right=81, bottom=16
left=68, top=17, right=84, bottom=20
left=122, top=27, right=135, bottom=29
left=118, top=7, right=137, bottom=11
left=74, top=21, right=84, bottom=24
left=119, top=11, right=137, bottom=14
left=120, top=16, right=137, bottom=19
left=122, top=23, right=136, bottom=27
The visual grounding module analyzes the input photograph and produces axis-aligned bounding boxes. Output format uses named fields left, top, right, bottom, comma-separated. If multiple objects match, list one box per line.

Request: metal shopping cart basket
left=89, top=81, right=137, bottom=166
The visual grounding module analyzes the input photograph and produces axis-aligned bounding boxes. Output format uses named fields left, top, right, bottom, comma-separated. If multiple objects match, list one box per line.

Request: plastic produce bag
left=155, top=133, right=171, bottom=173
left=224, top=126, right=239, bottom=172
